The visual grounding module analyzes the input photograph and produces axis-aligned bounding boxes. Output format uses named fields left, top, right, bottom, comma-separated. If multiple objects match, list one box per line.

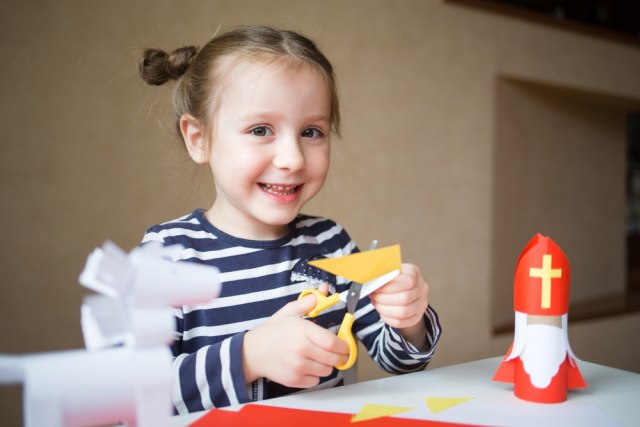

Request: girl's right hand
left=242, top=290, right=349, bottom=388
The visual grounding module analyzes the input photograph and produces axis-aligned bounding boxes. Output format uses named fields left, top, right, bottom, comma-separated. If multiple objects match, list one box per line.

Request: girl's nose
left=272, top=136, right=305, bottom=171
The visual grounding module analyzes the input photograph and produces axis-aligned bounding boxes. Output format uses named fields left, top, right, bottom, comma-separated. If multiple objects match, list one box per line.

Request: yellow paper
left=308, top=244, right=401, bottom=283
left=351, top=404, right=415, bottom=423
left=425, top=396, right=474, bottom=414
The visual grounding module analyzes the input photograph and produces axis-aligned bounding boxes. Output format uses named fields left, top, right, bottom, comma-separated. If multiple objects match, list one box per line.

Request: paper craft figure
left=493, top=233, right=587, bottom=403
left=0, top=346, right=172, bottom=427
left=297, top=244, right=402, bottom=370
left=0, top=241, right=221, bottom=427
left=80, top=241, right=221, bottom=349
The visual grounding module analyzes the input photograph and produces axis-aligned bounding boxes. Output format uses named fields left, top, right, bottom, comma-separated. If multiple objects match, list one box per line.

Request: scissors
left=298, top=268, right=400, bottom=370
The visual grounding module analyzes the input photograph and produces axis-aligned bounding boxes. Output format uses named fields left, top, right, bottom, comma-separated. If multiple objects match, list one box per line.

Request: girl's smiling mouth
left=259, top=183, right=303, bottom=200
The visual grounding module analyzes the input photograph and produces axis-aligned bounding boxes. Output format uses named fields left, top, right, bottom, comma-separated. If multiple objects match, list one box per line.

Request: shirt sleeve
left=354, top=300, right=442, bottom=374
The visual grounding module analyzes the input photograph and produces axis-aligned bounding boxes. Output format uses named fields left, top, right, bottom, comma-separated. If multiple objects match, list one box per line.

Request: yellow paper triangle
left=425, top=396, right=474, bottom=414
left=351, top=404, right=415, bottom=423
left=308, top=244, right=401, bottom=283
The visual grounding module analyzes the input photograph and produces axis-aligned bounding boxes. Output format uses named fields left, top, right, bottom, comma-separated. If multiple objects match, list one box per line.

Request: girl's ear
left=180, top=114, right=208, bottom=164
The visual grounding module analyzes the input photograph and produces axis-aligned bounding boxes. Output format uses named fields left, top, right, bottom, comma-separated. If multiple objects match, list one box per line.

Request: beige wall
left=2, top=0, right=640, bottom=423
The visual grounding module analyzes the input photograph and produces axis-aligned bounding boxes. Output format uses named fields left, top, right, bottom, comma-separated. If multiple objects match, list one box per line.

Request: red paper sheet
left=190, top=404, right=485, bottom=427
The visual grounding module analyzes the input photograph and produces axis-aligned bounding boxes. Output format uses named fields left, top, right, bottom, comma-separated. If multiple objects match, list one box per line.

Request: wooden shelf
left=447, top=0, right=640, bottom=48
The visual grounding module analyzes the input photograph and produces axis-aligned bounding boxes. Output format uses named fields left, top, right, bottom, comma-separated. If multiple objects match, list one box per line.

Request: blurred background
left=2, top=0, right=639, bottom=424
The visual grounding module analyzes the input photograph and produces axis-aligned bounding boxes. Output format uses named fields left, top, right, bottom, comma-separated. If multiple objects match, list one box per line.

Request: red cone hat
left=514, top=234, right=570, bottom=316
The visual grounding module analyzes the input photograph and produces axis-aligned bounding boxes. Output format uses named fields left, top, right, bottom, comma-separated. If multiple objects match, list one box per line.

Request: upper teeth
left=262, top=184, right=297, bottom=194
left=264, top=184, right=295, bottom=191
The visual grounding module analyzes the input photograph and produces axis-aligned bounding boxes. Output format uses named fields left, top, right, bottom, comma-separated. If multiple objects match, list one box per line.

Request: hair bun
left=139, top=46, right=198, bottom=86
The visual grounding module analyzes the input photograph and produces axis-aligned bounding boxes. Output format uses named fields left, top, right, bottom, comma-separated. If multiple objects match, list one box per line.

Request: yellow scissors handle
left=298, top=289, right=341, bottom=318
left=335, top=312, right=357, bottom=371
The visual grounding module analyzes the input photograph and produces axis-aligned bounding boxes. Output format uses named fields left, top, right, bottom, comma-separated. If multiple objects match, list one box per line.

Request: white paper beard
left=520, top=323, right=567, bottom=389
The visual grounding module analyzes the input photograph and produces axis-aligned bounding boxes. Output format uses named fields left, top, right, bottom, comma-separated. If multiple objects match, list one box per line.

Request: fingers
left=270, top=352, right=330, bottom=388
left=275, top=292, right=318, bottom=318
left=287, top=354, right=333, bottom=380
left=305, top=323, right=349, bottom=357
left=245, top=302, right=351, bottom=389
left=370, top=263, right=430, bottom=329
left=266, top=323, right=349, bottom=388
left=277, top=282, right=332, bottom=319
left=318, top=282, right=330, bottom=295
left=280, top=361, right=332, bottom=388
left=373, top=301, right=427, bottom=328
left=246, top=283, right=353, bottom=388
left=371, top=265, right=426, bottom=303
left=372, top=286, right=421, bottom=306
left=378, top=264, right=422, bottom=291
left=296, top=320, right=350, bottom=368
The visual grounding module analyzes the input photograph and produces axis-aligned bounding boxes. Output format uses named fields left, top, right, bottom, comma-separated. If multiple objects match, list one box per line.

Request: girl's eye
left=302, top=128, right=324, bottom=138
left=250, top=126, right=272, bottom=137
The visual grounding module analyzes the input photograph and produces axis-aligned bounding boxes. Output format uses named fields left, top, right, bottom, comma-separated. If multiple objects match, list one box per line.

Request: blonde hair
left=139, top=26, right=341, bottom=140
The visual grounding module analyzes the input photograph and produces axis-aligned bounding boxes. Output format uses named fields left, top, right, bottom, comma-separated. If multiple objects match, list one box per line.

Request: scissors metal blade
left=344, top=282, right=363, bottom=314
left=338, top=269, right=400, bottom=303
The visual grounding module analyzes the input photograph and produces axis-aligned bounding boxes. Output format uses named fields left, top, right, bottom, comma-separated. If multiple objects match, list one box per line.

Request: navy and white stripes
left=142, top=209, right=441, bottom=413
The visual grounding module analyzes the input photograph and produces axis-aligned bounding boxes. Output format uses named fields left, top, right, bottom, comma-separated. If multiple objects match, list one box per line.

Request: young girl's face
left=202, top=59, right=331, bottom=240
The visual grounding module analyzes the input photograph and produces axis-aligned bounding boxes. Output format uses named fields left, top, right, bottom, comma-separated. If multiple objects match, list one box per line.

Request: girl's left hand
left=368, top=263, right=430, bottom=348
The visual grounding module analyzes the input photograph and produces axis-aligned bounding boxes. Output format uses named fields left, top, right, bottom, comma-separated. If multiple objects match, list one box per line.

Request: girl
left=138, top=25, right=441, bottom=414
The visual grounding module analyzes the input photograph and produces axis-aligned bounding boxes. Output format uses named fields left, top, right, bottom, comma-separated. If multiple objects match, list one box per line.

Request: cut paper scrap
left=351, top=404, right=416, bottom=423
left=425, top=396, right=475, bottom=414
left=309, top=244, right=401, bottom=283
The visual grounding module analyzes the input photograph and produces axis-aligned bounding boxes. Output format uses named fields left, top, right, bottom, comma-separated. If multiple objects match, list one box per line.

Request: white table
left=173, top=357, right=640, bottom=427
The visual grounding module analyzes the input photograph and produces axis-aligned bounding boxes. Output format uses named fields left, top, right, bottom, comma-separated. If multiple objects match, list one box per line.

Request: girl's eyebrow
left=239, top=112, right=330, bottom=123
left=238, top=112, right=284, bottom=122
left=306, top=114, right=331, bottom=123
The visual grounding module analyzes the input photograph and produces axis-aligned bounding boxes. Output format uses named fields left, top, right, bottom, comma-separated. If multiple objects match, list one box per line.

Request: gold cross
left=529, top=254, right=562, bottom=309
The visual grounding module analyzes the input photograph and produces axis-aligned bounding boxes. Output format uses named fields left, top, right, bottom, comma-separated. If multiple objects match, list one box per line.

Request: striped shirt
left=142, top=209, right=441, bottom=414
